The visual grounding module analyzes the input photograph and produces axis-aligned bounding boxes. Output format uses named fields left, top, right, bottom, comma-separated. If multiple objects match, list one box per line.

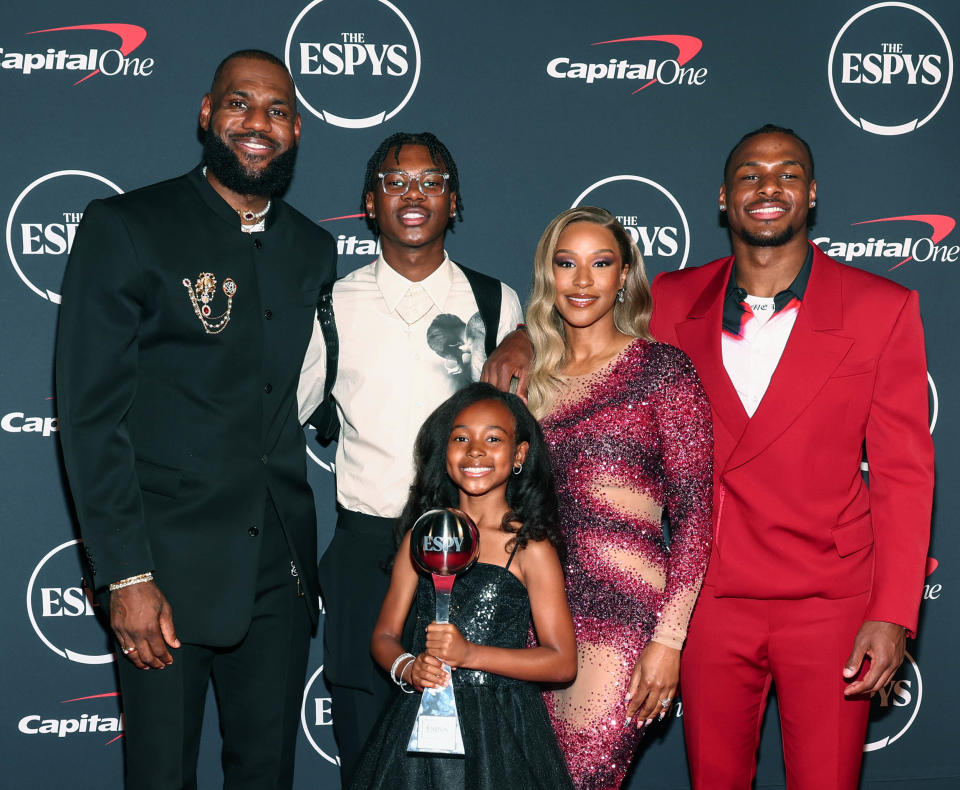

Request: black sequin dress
left=349, top=561, right=575, bottom=790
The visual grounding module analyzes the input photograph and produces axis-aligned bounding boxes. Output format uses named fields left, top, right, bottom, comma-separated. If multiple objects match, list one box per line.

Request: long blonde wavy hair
left=526, top=206, right=653, bottom=418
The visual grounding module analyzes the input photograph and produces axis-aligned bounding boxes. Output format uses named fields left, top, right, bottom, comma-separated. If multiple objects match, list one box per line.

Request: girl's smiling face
left=446, top=399, right=528, bottom=499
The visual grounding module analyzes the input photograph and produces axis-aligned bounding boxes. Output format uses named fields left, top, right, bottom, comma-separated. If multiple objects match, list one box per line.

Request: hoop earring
left=512, top=463, right=523, bottom=475
left=617, top=287, right=625, bottom=304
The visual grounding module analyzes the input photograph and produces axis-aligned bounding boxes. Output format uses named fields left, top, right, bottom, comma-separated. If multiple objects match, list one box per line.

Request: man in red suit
left=650, top=124, right=934, bottom=790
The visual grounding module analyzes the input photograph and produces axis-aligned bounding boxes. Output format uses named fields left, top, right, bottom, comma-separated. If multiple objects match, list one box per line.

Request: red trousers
left=681, top=588, right=872, bottom=790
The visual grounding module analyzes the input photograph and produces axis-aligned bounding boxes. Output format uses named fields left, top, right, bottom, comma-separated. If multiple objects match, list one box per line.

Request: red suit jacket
left=650, top=243, right=933, bottom=635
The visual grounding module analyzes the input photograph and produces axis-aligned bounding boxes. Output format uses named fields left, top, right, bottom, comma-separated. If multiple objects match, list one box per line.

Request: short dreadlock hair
left=361, top=132, right=464, bottom=234
left=723, top=123, right=815, bottom=183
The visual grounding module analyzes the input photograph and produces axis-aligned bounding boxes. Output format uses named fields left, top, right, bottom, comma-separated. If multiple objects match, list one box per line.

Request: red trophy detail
left=407, top=508, right=480, bottom=755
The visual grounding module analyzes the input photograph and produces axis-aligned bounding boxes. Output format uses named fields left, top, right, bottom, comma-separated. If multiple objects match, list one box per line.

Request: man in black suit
left=55, top=50, right=336, bottom=789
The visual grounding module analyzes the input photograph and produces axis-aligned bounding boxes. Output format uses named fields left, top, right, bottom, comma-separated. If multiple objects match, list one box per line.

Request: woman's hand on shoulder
left=625, top=640, right=680, bottom=726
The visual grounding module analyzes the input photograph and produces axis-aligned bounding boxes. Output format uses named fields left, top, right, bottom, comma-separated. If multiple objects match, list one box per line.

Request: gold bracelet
left=108, top=572, right=154, bottom=592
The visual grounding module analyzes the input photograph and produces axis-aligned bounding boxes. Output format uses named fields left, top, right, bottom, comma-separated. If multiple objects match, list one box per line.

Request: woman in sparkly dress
left=526, top=207, right=713, bottom=789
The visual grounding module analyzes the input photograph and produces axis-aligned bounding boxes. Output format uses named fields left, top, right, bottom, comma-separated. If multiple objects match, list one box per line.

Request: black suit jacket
left=56, top=167, right=336, bottom=645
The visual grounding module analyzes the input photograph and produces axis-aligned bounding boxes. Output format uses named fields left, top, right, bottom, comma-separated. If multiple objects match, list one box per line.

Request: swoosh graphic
left=592, top=34, right=703, bottom=92
left=319, top=213, right=366, bottom=222
left=852, top=214, right=956, bottom=270
left=61, top=692, right=120, bottom=703
left=27, top=24, right=147, bottom=85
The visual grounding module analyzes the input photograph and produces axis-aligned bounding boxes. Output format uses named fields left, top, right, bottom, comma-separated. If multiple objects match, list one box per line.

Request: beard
left=202, top=129, right=298, bottom=197
left=739, top=223, right=797, bottom=247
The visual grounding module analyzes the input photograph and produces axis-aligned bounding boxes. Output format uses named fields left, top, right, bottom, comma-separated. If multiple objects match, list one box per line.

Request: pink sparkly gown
left=541, top=338, right=713, bottom=789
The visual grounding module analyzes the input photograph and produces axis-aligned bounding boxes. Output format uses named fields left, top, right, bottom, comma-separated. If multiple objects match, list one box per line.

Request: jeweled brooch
left=183, top=273, right=237, bottom=334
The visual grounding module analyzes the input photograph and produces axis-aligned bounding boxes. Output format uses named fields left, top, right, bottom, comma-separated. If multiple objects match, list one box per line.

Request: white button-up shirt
left=722, top=295, right=800, bottom=417
left=298, top=253, right=523, bottom=517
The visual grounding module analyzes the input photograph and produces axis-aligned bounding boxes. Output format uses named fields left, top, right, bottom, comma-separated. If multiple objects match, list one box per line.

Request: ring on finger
left=121, top=646, right=137, bottom=655
left=659, top=698, right=672, bottom=707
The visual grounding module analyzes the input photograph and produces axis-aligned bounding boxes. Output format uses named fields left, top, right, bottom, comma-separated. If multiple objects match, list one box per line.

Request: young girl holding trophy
left=349, top=382, right=576, bottom=789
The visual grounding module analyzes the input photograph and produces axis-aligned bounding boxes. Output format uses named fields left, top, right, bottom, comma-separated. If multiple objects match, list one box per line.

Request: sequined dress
left=542, top=338, right=712, bottom=789
left=350, top=561, right=575, bottom=790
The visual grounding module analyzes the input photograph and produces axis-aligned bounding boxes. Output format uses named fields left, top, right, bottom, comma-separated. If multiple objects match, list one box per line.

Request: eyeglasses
left=377, top=170, right=450, bottom=197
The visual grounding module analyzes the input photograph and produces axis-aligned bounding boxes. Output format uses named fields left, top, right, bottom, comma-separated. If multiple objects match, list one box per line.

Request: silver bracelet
left=396, top=656, right=416, bottom=694
left=390, top=652, right=415, bottom=684
left=108, top=572, right=154, bottom=592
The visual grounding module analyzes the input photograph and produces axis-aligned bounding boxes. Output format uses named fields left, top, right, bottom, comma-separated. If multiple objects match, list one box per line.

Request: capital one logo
left=571, top=176, right=690, bottom=280
left=300, top=665, right=339, bottom=765
left=6, top=170, right=123, bottom=304
left=1, top=24, right=153, bottom=84
left=285, top=0, right=420, bottom=128
left=2, top=396, right=58, bottom=437
left=547, top=34, right=707, bottom=92
left=814, top=214, right=958, bottom=271
left=320, top=211, right=381, bottom=259
left=18, top=692, right=123, bottom=744
left=828, top=2, right=953, bottom=135
left=923, top=556, right=941, bottom=601
left=26, top=539, right=114, bottom=665
left=864, top=650, right=922, bottom=751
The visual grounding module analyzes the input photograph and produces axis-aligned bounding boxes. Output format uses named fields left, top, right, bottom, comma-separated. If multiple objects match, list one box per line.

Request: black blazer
left=56, top=167, right=336, bottom=645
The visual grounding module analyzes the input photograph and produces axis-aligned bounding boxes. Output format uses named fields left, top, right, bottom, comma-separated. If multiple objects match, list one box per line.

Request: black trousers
left=116, top=502, right=312, bottom=790
left=318, top=509, right=403, bottom=788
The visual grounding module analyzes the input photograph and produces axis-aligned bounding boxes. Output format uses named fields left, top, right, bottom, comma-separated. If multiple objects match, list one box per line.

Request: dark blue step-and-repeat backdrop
left=2, top=1, right=956, bottom=787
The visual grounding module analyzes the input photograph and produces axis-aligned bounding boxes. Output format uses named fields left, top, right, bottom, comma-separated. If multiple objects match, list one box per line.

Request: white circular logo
left=864, top=649, right=922, bottom=751
left=285, top=0, right=421, bottom=128
left=828, top=2, right=953, bottom=135
left=571, top=175, right=691, bottom=278
left=6, top=170, right=123, bottom=304
left=26, top=539, right=114, bottom=665
left=300, top=664, right=339, bottom=765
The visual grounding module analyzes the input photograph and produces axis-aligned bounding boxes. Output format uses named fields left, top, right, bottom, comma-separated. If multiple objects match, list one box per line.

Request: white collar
left=375, top=252, right=454, bottom=313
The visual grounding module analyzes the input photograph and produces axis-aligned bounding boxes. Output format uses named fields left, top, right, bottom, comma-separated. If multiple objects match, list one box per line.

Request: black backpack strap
left=309, top=280, right=340, bottom=443
left=318, top=281, right=339, bottom=400
left=459, top=264, right=502, bottom=357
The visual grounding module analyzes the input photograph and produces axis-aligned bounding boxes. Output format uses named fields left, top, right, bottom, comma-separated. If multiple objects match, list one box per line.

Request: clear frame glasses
left=377, top=170, right=450, bottom=197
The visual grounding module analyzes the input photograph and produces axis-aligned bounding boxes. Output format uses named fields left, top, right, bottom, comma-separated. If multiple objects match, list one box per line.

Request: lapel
left=723, top=246, right=854, bottom=472
left=674, top=257, right=751, bottom=447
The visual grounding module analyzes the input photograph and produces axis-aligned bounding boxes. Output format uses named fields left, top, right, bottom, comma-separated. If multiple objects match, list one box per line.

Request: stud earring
left=719, top=204, right=726, bottom=211
left=810, top=200, right=816, bottom=208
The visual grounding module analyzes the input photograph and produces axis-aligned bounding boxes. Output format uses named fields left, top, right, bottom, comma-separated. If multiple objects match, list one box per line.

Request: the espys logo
left=828, top=3, right=953, bottom=135
left=864, top=650, right=922, bottom=751
left=300, top=665, right=339, bottom=765
left=27, top=539, right=114, bottom=665
left=814, top=214, right=958, bottom=271
left=6, top=170, right=123, bottom=304
left=571, top=176, right=690, bottom=279
left=285, top=0, right=420, bottom=128
left=547, top=34, right=707, bottom=92
left=1, top=24, right=152, bottom=85
left=18, top=692, right=123, bottom=743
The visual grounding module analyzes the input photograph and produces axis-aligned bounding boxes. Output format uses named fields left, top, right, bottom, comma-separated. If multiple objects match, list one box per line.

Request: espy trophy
left=407, top=507, right=480, bottom=755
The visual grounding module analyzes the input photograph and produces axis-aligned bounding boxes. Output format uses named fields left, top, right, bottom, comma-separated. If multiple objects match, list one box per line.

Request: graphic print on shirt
left=426, top=311, right=486, bottom=386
